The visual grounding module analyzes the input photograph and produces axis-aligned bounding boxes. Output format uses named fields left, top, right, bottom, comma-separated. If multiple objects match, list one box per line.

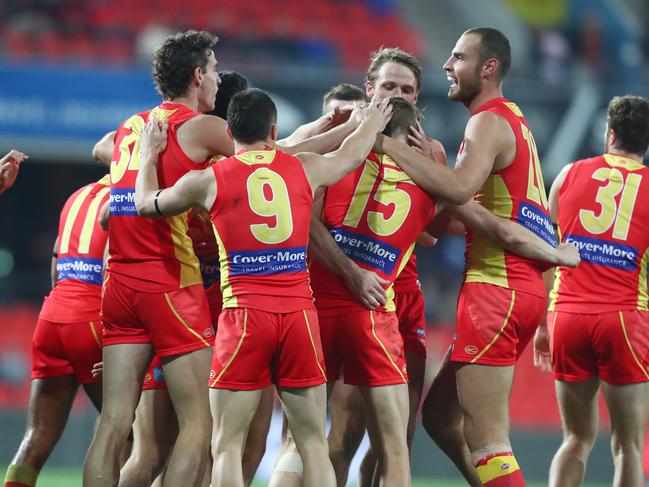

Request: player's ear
left=193, top=66, right=204, bottom=86
left=270, top=124, right=278, bottom=141
left=365, top=80, right=374, bottom=98
left=226, top=125, right=234, bottom=141
left=483, top=58, right=499, bottom=79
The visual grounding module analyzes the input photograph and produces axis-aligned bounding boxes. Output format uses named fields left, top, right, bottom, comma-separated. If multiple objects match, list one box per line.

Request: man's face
left=366, top=62, right=418, bottom=104
left=197, top=50, right=221, bottom=113
left=443, top=34, right=483, bottom=104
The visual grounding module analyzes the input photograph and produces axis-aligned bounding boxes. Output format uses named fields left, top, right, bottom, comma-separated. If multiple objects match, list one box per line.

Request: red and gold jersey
left=393, top=253, right=419, bottom=292
left=188, top=209, right=221, bottom=289
left=40, top=175, right=110, bottom=323
left=209, top=148, right=314, bottom=313
left=464, top=97, right=556, bottom=298
left=549, top=154, right=649, bottom=312
left=310, top=151, right=437, bottom=312
left=107, top=103, right=209, bottom=292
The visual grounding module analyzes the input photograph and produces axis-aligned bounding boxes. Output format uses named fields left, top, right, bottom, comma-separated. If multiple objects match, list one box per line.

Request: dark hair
left=383, top=97, right=420, bottom=137
left=322, top=83, right=368, bottom=113
left=607, top=95, right=649, bottom=155
left=152, top=30, right=218, bottom=100
left=464, top=27, right=511, bottom=80
left=227, top=88, right=277, bottom=144
left=210, top=71, right=248, bottom=119
left=367, top=47, right=422, bottom=91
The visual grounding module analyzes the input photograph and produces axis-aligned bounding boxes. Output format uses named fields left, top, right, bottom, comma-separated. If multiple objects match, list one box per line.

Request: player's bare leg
left=358, top=383, right=410, bottom=486
left=359, top=351, right=425, bottom=487
left=84, top=343, right=154, bottom=486
left=327, top=381, right=367, bottom=485
left=242, top=385, right=274, bottom=486
left=602, top=380, right=649, bottom=487
left=5, top=376, right=80, bottom=485
left=548, top=378, right=599, bottom=487
left=456, top=363, right=524, bottom=485
left=160, top=347, right=212, bottom=487
left=268, top=415, right=302, bottom=487
left=210, top=388, right=263, bottom=487
left=279, top=385, right=336, bottom=487
left=422, top=358, right=480, bottom=486
left=119, top=389, right=179, bottom=487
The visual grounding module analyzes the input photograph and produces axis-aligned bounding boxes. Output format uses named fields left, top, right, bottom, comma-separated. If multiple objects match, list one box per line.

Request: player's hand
left=361, top=96, right=393, bottom=133
left=91, top=361, right=104, bottom=377
left=344, top=263, right=389, bottom=310
left=326, top=105, right=356, bottom=127
left=0, top=149, right=27, bottom=194
left=140, top=116, right=169, bottom=163
left=416, top=231, right=438, bottom=247
left=533, top=324, right=552, bottom=372
left=555, top=242, right=580, bottom=268
left=408, top=122, right=435, bottom=157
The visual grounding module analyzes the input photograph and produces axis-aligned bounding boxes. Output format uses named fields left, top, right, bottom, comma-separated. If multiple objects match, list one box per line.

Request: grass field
left=1, top=467, right=611, bottom=487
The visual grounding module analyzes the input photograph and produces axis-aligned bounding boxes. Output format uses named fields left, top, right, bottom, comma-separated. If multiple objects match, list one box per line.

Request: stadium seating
left=1, top=0, right=423, bottom=69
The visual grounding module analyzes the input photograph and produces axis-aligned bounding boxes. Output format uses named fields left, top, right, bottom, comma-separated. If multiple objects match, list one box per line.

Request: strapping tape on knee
left=274, top=452, right=304, bottom=476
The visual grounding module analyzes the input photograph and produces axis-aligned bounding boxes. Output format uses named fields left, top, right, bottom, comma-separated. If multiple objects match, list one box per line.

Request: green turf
left=1, top=467, right=613, bottom=486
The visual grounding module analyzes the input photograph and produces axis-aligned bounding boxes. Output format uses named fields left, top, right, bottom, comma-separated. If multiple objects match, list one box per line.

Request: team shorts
left=450, top=282, right=546, bottom=366
left=32, top=317, right=102, bottom=384
left=548, top=309, right=649, bottom=384
left=206, top=283, right=222, bottom=326
left=394, top=289, right=427, bottom=358
left=319, top=309, right=408, bottom=386
left=102, top=277, right=214, bottom=357
left=209, top=306, right=326, bottom=390
left=142, top=355, right=167, bottom=390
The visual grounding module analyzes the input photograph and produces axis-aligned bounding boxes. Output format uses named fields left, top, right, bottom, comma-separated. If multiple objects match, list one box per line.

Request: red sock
left=475, top=451, right=526, bottom=486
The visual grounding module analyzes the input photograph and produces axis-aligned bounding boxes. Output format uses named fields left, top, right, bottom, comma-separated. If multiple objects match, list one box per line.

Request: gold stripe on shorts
left=370, top=311, right=406, bottom=383
left=619, top=311, right=649, bottom=380
left=164, top=292, right=210, bottom=347
left=471, top=290, right=516, bottom=364
left=210, top=308, right=248, bottom=387
left=303, top=309, right=327, bottom=381
left=89, top=321, right=102, bottom=348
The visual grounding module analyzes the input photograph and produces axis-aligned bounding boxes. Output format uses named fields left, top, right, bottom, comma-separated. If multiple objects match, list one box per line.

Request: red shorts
left=549, top=309, right=649, bottom=384
left=102, top=277, right=214, bottom=357
left=206, top=283, right=222, bottom=326
left=394, top=289, right=427, bottom=358
left=32, top=318, right=102, bottom=384
left=142, top=355, right=167, bottom=390
left=319, top=309, right=408, bottom=386
left=209, top=307, right=326, bottom=390
left=450, top=283, right=546, bottom=366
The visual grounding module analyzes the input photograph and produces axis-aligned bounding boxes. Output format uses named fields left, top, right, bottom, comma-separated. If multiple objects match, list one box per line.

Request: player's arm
left=298, top=98, right=392, bottom=190
left=92, top=130, right=116, bottom=166
left=177, top=114, right=235, bottom=161
left=447, top=200, right=580, bottom=267
left=278, top=112, right=361, bottom=156
left=51, top=236, right=59, bottom=288
left=308, top=190, right=388, bottom=309
left=135, top=118, right=216, bottom=217
left=378, top=112, right=510, bottom=205
left=279, top=105, right=356, bottom=147
left=533, top=164, right=574, bottom=371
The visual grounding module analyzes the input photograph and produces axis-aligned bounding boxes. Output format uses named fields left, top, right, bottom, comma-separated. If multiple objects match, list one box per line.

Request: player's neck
left=607, top=148, right=645, bottom=163
left=165, top=95, right=199, bottom=112
left=467, top=85, right=504, bottom=114
left=234, top=140, right=275, bottom=153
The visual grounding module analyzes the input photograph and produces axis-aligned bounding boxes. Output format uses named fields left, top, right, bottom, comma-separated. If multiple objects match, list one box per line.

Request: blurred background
left=1, top=0, right=648, bottom=485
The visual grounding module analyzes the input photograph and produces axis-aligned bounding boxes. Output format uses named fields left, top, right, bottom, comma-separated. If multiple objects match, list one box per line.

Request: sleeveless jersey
left=108, top=103, right=209, bottom=292
left=310, top=151, right=437, bottom=312
left=188, top=209, right=221, bottom=289
left=393, top=253, right=419, bottom=292
left=40, top=175, right=110, bottom=323
left=464, top=97, right=556, bottom=297
left=209, top=148, right=314, bottom=312
left=549, top=154, right=649, bottom=312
